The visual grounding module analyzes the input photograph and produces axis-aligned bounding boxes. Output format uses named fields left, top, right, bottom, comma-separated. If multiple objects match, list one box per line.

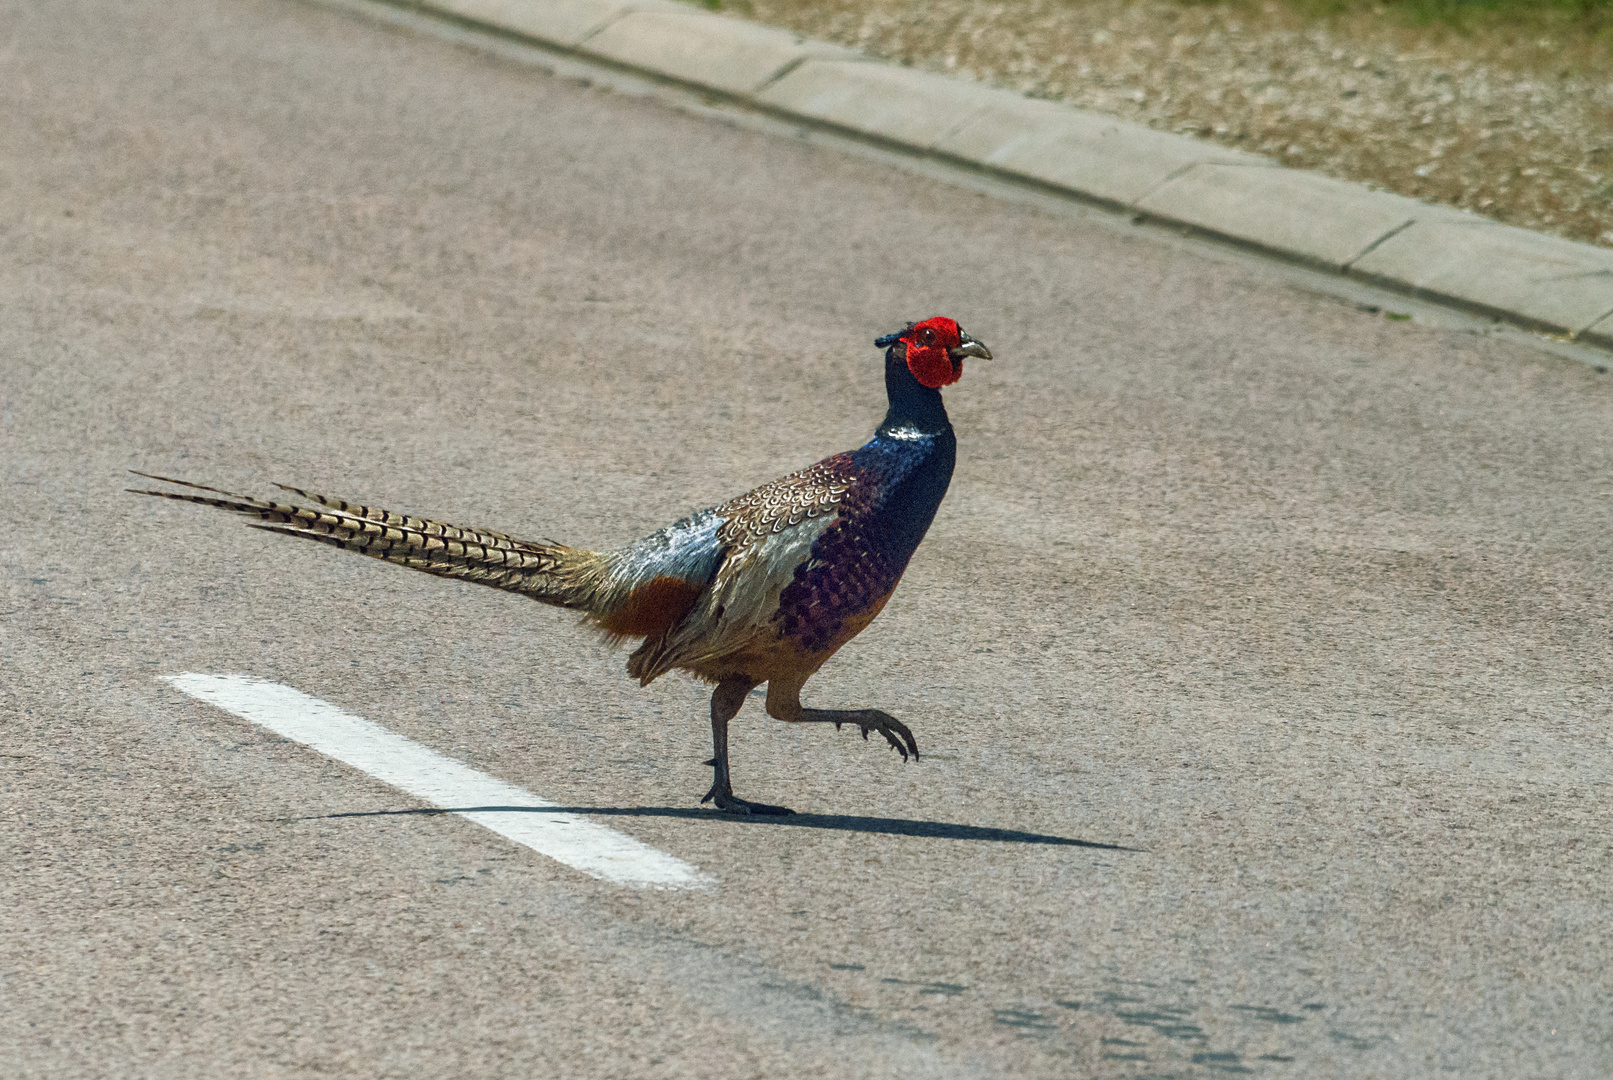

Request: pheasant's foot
left=803, top=706, right=920, bottom=761
left=701, top=783, right=795, bottom=816
left=853, top=710, right=919, bottom=761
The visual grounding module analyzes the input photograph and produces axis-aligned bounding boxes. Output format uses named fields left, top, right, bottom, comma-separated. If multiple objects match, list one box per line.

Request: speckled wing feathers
left=715, top=459, right=852, bottom=545
left=626, top=457, right=858, bottom=684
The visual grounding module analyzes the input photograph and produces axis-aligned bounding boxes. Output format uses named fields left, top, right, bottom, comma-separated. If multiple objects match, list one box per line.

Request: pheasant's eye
left=919, top=327, right=936, bottom=346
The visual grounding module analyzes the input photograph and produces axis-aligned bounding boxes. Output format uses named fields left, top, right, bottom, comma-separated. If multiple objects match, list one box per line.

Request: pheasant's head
left=875, top=317, right=992, bottom=389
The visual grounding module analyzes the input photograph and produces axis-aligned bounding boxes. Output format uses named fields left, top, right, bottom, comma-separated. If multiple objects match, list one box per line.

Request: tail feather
left=267, top=480, right=529, bottom=546
left=132, top=472, right=539, bottom=552
left=129, top=472, right=601, bottom=611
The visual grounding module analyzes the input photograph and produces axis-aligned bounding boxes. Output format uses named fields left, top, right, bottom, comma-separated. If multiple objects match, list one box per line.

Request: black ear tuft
left=874, top=322, right=915, bottom=349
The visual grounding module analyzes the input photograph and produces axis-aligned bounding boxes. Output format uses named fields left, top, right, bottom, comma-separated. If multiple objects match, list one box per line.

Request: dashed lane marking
left=164, top=673, right=714, bottom=890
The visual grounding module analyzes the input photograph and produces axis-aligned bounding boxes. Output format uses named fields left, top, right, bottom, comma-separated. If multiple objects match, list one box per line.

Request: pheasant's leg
left=701, top=678, right=794, bottom=816
left=797, top=708, right=920, bottom=762
left=763, top=680, right=919, bottom=761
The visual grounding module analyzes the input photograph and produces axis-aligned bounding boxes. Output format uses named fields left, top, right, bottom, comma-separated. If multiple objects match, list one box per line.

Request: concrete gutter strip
left=1136, top=164, right=1420, bottom=272
left=409, top=0, right=1613, bottom=349
left=587, top=11, right=862, bottom=96
left=1352, top=219, right=1613, bottom=340
left=936, top=93, right=1271, bottom=210
left=759, top=60, right=1008, bottom=152
left=425, top=0, right=659, bottom=47
left=1593, top=309, right=1613, bottom=343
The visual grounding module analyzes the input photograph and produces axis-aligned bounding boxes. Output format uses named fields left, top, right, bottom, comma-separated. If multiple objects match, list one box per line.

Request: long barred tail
left=128, top=471, right=602, bottom=610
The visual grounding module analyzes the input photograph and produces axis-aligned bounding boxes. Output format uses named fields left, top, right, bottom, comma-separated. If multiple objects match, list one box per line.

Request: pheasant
left=132, top=317, right=992, bottom=814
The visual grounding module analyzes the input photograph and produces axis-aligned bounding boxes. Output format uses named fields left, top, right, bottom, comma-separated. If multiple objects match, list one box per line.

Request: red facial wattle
left=903, top=316, right=965, bottom=389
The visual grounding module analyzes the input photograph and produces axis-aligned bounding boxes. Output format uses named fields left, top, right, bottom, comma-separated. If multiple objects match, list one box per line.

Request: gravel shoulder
left=727, top=0, right=1613, bottom=250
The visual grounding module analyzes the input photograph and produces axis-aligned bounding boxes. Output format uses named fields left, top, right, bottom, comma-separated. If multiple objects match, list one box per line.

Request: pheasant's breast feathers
left=759, top=432, right=955, bottom=661
left=771, top=470, right=904, bottom=657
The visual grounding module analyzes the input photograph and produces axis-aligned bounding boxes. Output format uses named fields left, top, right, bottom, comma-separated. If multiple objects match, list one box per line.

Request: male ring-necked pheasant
left=133, top=317, right=992, bottom=814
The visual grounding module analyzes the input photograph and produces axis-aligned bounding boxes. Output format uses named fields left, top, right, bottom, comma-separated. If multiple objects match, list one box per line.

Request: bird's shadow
left=320, top=804, right=1137, bottom=851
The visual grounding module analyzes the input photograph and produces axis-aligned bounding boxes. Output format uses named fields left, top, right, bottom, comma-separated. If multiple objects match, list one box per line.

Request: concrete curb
left=410, top=0, right=1613, bottom=348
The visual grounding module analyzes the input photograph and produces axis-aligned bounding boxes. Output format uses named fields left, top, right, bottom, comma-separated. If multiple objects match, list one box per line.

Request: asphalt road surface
left=4, top=1, right=1611, bottom=1076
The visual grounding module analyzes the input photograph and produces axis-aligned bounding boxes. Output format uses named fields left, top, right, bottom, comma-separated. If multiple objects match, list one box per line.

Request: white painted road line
left=163, top=673, right=715, bottom=890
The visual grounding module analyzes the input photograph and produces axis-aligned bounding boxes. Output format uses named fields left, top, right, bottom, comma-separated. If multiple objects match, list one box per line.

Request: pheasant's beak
left=949, top=333, right=992, bottom=362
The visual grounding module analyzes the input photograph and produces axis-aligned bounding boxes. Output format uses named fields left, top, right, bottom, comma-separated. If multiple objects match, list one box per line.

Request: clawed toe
left=703, top=779, right=794, bottom=815
left=859, top=713, right=919, bottom=762
left=710, top=792, right=795, bottom=816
